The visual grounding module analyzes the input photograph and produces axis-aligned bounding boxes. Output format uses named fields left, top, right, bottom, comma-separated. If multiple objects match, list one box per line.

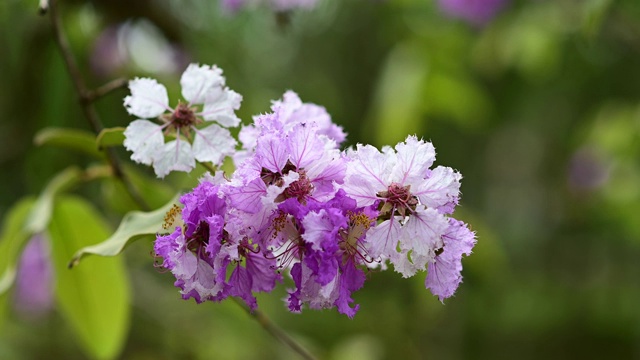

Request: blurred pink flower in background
left=14, top=235, right=53, bottom=318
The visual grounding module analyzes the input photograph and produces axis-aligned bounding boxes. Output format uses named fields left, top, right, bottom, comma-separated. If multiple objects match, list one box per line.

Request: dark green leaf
left=34, top=127, right=103, bottom=159
left=69, top=195, right=178, bottom=267
left=49, top=196, right=130, bottom=360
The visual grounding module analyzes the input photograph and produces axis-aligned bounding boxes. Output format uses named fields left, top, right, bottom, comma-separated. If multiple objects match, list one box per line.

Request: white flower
left=123, top=64, right=242, bottom=177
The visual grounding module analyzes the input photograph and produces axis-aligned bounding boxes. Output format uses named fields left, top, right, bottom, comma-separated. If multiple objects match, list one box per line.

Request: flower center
left=186, top=221, right=210, bottom=255
left=278, top=170, right=313, bottom=204
left=260, top=161, right=297, bottom=186
left=376, top=182, right=418, bottom=219
left=339, top=211, right=375, bottom=264
left=171, top=102, right=198, bottom=129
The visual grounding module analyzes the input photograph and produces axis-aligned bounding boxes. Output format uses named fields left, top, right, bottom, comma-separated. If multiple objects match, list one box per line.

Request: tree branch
left=46, top=0, right=150, bottom=211
left=231, top=298, right=317, bottom=360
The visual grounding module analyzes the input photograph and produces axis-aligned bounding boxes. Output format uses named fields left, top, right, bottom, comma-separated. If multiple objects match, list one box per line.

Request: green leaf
left=49, top=196, right=130, bottom=360
left=0, top=198, right=35, bottom=296
left=34, top=127, right=103, bottom=159
left=69, top=195, right=179, bottom=267
left=96, top=127, right=126, bottom=150
left=25, top=167, right=84, bottom=234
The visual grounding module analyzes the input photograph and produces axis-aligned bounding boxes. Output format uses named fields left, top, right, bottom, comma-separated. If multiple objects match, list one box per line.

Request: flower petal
left=192, top=124, right=237, bottom=165
left=180, top=63, right=225, bottom=104
left=200, top=88, right=242, bottom=127
left=123, top=119, right=165, bottom=165
left=123, top=78, right=169, bottom=118
left=413, top=166, right=462, bottom=214
left=153, top=139, right=195, bottom=178
left=425, top=219, right=476, bottom=302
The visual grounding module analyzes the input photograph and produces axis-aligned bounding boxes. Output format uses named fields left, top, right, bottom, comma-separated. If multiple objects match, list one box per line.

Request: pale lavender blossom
left=14, top=235, right=53, bottom=316
left=235, top=90, right=345, bottom=166
left=342, top=136, right=462, bottom=278
left=123, top=63, right=241, bottom=177
left=439, top=0, right=508, bottom=26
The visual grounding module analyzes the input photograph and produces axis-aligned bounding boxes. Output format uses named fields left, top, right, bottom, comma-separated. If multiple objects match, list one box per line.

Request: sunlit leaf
left=96, top=127, right=126, bottom=150
left=34, top=127, right=103, bottom=159
left=25, top=167, right=84, bottom=234
left=49, top=196, right=130, bottom=360
left=69, top=195, right=178, bottom=267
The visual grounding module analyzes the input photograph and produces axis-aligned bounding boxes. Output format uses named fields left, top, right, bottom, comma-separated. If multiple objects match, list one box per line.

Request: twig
left=85, top=78, right=128, bottom=103
left=231, top=298, right=317, bottom=360
left=198, top=160, right=217, bottom=174
left=46, top=0, right=150, bottom=211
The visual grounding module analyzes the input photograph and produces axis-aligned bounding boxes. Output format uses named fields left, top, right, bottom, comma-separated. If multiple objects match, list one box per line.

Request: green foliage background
left=1, top=0, right=640, bottom=358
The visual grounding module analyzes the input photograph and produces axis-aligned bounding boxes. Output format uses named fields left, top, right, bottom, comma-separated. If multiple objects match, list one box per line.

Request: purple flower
left=267, top=191, right=376, bottom=317
left=438, top=0, right=508, bottom=26
left=425, top=219, right=476, bottom=301
left=155, top=179, right=281, bottom=309
left=14, top=235, right=53, bottom=316
left=123, top=63, right=241, bottom=177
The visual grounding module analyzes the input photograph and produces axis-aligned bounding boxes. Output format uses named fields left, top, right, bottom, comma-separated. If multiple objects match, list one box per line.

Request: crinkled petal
left=200, top=88, right=242, bottom=127
left=153, top=139, right=195, bottom=178
left=366, top=218, right=402, bottom=259
left=180, top=63, right=225, bottom=104
left=229, top=265, right=257, bottom=310
left=400, top=207, right=448, bottom=257
left=341, top=174, right=382, bottom=208
left=123, top=120, right=165, bottom=165
left=192, top=124, right=237, bottom=165
left=426, top=219, right=476, bottom=301
left=301, top=209, right=336, bottom=252
left=226, top=177, right=267, bottom=213
left=256, top=133, right=288, bottom=173
left=335, top=259, right=365, bottom=318
left=124, top=78, right=169, bottom=118
left=245, top=250, right=282, bottom=293
left=286, top=123, right=325, bottom=170
left=413, top=166, right=462, bottom=213
left=391, top=135, right=436, bottom=184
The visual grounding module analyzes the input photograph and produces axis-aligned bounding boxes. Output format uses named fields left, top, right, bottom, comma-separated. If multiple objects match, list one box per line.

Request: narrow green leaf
left=70, top=195, right=179, bottom=267
left=49, top=196, right=130, bottom=360
left=34, top=127, right=103, bottom=159
left=0, top=198, right=35, bottom=295
left=96, top=127, right=126, bottom=150
left=25, top=167, right=84, bottom=234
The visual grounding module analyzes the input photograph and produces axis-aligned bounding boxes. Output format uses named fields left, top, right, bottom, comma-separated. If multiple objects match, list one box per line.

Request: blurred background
left=1, top=0, right=640, bottom=358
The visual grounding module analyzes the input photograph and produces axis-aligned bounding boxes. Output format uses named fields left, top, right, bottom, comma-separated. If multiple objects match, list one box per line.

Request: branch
left=85, top=78, right=129, bottom=103
left=46, top=0, right=150, bottom=211
left=231, top=298, right=317, bottom=360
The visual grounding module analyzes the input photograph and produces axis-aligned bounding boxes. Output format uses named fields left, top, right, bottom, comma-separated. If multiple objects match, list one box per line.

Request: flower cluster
left=131, top=64, right=476, bottom=318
